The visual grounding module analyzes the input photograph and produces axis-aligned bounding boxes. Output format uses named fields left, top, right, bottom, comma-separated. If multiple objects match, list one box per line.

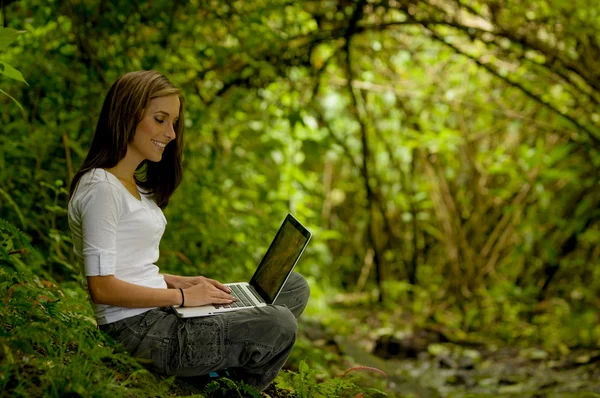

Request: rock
left=498, top=377, right=518, bottom=386
left=438, top=356, right=457, bottom=369
left=373, top=335, right=423, bottom=359
left=458, top=356, right=475, bottom=370
left=373, top=329, right=446, bottom=360
left=520, top=348, right=549, bottom=361
left=446, top=374, right=469, bottom=386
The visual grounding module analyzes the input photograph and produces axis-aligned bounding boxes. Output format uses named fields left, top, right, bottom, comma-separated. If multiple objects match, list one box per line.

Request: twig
left=62, top=134, right=73, bottom=183
left=341, top=365, right=388, bottom=386
left=8, top=248, right=28, bottom=256
left=424, top=27, right=600, bottom=148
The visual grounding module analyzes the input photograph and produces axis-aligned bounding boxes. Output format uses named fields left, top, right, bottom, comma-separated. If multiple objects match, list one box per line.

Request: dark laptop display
left=250, top=214, right=311, bottom=303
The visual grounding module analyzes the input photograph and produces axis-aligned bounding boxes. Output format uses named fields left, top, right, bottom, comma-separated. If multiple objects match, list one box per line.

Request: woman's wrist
left=170, top=288, right=183, bottom=306
left=162, top=273, right=181, bottom=289
left=179, top=288, right=185, bottom=307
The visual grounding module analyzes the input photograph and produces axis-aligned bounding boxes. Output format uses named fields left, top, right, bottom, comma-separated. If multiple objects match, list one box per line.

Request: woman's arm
left=88, top=275, right=235, bottom=307
left=160, top=273, right=231, bottom=291
left=88, top=275, right=182, bottom=307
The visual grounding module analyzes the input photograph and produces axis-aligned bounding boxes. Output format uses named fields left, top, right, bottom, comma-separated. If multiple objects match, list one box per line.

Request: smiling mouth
left=152, top=140, right=167, bottom=150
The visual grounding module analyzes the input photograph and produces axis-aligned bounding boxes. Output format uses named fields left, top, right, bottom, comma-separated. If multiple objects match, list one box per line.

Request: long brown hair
left=69, top=70, right=185, bottom=209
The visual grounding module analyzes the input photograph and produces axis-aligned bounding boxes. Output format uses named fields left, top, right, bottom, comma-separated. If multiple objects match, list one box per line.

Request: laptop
left=173, top=214, right=312, bottom=318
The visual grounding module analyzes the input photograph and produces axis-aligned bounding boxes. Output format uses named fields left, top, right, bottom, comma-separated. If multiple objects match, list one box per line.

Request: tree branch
left=424, top=27, right=600, bottom=149
left=354, top=17, right=600, bottom=110
left=343, top=0, right=385, bottom=303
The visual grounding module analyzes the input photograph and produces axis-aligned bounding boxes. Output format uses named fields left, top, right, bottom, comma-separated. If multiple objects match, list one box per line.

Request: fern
left=201, top=377, right=262, bottom=398
left=1, top=244, right=9, bottom=261
left=238, top=383, right=262, bottom=398
left=218, top=377, right=239, bottom=394
left=0, top=187, right=26, bottom=227
left=0, top=217, right=34, bottom=254
left=279, top=361, right=387, bottom=398
left=203, top=380, right=220, bottom=395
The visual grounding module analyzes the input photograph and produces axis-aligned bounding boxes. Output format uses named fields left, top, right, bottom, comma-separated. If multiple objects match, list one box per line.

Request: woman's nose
left=165, top=123, right=176, bottom=140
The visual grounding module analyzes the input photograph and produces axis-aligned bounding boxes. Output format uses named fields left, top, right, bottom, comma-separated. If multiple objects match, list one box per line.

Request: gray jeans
left=99, top=272, right=310, bottom=391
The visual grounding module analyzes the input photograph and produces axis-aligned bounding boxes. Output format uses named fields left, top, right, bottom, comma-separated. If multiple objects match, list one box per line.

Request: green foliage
left=0, top=27, right=27, bottom=111
left=2, top=268, right=126, bottom=396
left=0, top=225, right=191, bottom=397
left=1, top=0, right=600, bottom=395
left=0, top=218, right=34, bottom=261
left=0, top=246, right=205, bottom=397
left=275, top=360, right=387, bottom=398
left=203, top=378, right=262, bottom=397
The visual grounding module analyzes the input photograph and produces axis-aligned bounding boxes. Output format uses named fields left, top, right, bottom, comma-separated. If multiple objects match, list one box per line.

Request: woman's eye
left=155, top=118, right=164, bottom=124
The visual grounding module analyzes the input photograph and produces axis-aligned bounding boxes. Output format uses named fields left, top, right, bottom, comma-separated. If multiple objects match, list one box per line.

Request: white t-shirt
left=68, top=168, right=168, bottom=325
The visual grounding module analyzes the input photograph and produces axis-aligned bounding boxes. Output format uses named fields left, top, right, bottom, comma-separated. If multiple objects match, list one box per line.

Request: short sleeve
left=79, top=182, right=122, bottom=276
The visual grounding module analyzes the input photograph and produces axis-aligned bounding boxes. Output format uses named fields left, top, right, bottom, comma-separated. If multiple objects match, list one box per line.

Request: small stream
left=299, top=318, right=600, bottom=397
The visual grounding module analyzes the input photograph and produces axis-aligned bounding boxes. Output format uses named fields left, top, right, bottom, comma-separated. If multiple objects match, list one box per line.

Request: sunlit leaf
left=0, top=61, right=28, bottom=85
left=0, top=28, right=23, bottom=52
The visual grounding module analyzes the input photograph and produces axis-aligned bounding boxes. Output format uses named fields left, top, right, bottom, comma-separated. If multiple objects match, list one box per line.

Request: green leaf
left=0, top=189, right=26, bottom=228
left=0, top=61, right=28, bottom=85
left=0, top=28, right=22, bottom=52
left=298, top=360, right=309, bottom=374
left=0, top=245, right=9, bottom=261
left=0, top=88, right=25, bottom=113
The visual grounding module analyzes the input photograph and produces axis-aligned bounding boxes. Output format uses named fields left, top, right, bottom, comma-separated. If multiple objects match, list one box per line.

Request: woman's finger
left=199, top=283, right=234, bottom=300
left=214, top=290, right=235, bottom=301
left=212, top=297, right=235, bottom=304
left=206, top=278, right=231, bottom=293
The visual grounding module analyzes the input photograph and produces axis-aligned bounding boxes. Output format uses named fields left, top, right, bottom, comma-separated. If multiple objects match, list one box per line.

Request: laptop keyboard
left=214, top=285, right=258, bottom=309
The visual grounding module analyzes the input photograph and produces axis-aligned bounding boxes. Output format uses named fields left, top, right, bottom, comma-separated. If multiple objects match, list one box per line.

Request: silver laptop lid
left=249, top=214, right=311, bottom=304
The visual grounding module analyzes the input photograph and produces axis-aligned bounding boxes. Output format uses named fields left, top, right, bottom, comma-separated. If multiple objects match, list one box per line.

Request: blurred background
left=1, top=0, right=599, bottom=396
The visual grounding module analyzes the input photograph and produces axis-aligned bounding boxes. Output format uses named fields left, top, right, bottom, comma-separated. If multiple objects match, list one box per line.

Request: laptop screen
left=249, top=214, right=311, bottom=304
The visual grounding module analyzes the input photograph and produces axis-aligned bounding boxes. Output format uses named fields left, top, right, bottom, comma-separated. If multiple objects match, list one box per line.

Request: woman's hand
left=173, top=275, right=218, bottom=289
left=182, top=276, right=236, bottom=307
left=162, top=273, right=215, bottom=289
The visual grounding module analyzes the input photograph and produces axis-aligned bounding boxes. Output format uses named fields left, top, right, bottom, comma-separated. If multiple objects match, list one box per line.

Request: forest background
left=1, top=0, right=599, bottom=397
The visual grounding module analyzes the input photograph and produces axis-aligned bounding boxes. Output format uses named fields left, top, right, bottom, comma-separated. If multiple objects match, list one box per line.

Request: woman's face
left=129, top=95, right=180, bottom=163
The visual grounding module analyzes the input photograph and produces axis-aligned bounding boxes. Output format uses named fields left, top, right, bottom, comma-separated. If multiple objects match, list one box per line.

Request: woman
left=67, top=70, right=310, bottom=391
